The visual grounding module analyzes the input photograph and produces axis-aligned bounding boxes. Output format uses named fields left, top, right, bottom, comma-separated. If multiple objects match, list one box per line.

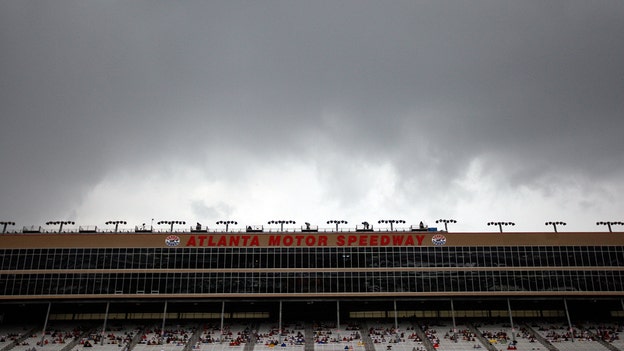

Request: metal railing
left=6, top=224, right=440, bottom=234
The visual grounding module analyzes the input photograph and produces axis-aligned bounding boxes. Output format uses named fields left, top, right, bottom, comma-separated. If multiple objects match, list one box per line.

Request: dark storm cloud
left=1, top=1, right=623, bottom=227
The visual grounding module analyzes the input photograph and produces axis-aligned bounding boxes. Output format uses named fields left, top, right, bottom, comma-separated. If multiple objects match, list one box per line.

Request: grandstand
left=2, top=221, right=624, bottom=351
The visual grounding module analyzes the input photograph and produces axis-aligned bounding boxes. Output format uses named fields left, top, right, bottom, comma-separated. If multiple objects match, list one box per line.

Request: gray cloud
left=1, top=1, right=623, bottom=230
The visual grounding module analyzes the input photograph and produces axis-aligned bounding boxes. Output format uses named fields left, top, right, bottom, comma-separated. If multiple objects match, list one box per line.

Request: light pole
left=545, top=221, right=566, bottom=233
left=157, top=220, right=186, bottom=232
left=596, top=221, right=624, bottom=232
left=216, top=220, right=237, bottom=232
left=435, top=219, right=457, bottom=232
left=1, top=221, right=15, bottom=233
left=268, top=220, right=296, bottom=232
left=487, top=221, right=515, bottom=233
left=378, top=219, right=405, bottom=231
left=105, top=220, right=127, bottom=232
left=327, top=220, right=347, bottom=231
left=46, top=221, right=75, bottom=232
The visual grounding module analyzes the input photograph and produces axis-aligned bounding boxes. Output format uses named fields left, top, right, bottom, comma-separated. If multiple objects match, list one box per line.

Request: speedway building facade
left=1, top=223, right=624, bottom=322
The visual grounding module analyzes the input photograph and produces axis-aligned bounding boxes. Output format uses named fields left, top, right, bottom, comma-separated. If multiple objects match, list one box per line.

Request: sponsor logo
left=431, top=234, right=447, bottom=246
left=165, top=235, right=181, bottom=247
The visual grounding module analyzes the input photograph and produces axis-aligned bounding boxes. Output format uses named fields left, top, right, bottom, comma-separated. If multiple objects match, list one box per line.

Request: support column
left=393, top=300, right=398, bottom=331
left=161, top=300, right=168, bottom=340
left=507, top=299, right=516, bottom=343
left=101, top=301, right=111, bottom=345
left=220, top=301, right=226, bottom=343
left=279, top=300, right=283, bottom=343
left=450, top=299, right=457, bottom=337
left=40, top=302, right=52, bottom=347
left=336, top=300, right=340, bottom=330
left=563, top=298, right=574, bottom=342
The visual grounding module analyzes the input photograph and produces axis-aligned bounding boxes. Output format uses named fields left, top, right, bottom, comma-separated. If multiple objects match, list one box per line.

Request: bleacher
left=0, top=326, right=38, bottom=351
left=529, top=321, right=611, bottom=351
left=67, top=323, right=141, bottom=351
left=191, top=322, right=250, bottom=351
left=476, top=322, right=541, bottom=351
left=586, top=321, right=624, bottom=350
left=418, top=321, right=482, bottom=351
left=5, top=319, right=624, bottom=351
left=312, top=321, right=364, bottom=351
left=132, top=324, right=195, bottom=351
left=254, top=322, right=305, bottom=351
left=1, top=332, right=40, bottom=351
left=6, top=323, right=88, bottom=351
left=367, top=322, right=414, bottom=351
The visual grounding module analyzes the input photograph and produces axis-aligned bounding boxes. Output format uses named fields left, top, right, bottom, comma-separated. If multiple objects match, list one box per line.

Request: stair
left=521, top=323, right=558, bottom=351
left=304, top=322, right=314, bottom=351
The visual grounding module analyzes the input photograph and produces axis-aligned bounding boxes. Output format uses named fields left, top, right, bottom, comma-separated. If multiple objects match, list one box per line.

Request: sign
left=184, top=233, right=427, bottom=248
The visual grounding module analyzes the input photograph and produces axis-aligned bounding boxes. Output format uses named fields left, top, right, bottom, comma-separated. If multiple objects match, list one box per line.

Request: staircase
left=243, top=323, right=257, bottom=351
left=465, top=323, right=497, bottom=351
left=304, top=322, right=314, bottom=351
left=521, top=323, right=558, bottom=351
left=0, top=327, right=40, bottom=351
left=182, top=324, right=202, bottom=351
left=410, top=322, right=438, bottom=351
left=59, top=326, right=98, bottom=351
left=126, top=325, right=148, bottom=351
left=357, top=322, right=376, bottom=351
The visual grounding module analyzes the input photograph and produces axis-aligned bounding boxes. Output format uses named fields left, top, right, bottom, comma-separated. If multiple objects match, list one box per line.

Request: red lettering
left=198, top=235, right=207, bottom=246
left=318, top=235, right=328, bottom=246
left=229, top=236, right=240, bottom=246
left=268, top=235, right=281, bottom=246
left=336, top=235, right=345, bottom=246
left=380, top=235, right=390, bottom=245
left=416, top=235, right=425, bottom=245
left=207, top=236, right=216, bottom=246
left=404, top=235, right=414, bottom=245
left=359, top=235, right=368, bottom=246
left=370, top=235, right=378, bottom=246
left=217, top=236, right=227, bottom=246
left=186, top=236, right=196, bottom=246
left=187, top=233, right=423, bottom=248
left=347, top=235, right=357, bottom=246
left=283, top=236, right=293, bottom=246
left=305, top=236, right=316, bottom=246
left=243, top=235, right=252, bottom=246
left=392, top=235, right=404, bottom=245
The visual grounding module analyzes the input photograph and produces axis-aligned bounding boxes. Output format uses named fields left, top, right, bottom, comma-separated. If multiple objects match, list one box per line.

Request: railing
left=5, top=224, right=441, bottom=234
left=190, top=225, right=208, bottom=232
left=356, top=224, right=374, bottom=231
left=410, top=224, right=437, bottom=231
left=22, top=225, right=42, bottom=233
left=78, top=225, right=97, bottom=233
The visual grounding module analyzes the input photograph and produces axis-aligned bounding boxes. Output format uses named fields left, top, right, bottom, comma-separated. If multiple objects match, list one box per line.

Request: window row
left=2, top=270, right=623, bottom=296
left=2, top=246, right=624, bottom=271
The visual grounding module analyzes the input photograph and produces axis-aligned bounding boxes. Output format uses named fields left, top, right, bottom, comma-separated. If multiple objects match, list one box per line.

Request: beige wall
left=1, top=231, right=623, bottom=249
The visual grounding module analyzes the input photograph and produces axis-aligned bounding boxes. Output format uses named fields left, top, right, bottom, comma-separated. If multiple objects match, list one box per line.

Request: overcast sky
left=1, top=1, right=623, bottom=233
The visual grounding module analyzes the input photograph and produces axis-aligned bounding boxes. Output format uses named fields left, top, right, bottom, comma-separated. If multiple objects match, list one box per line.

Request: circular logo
left=431, top=234, right=447, bottom=246
left=165, top=235, right=180, bottom=247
